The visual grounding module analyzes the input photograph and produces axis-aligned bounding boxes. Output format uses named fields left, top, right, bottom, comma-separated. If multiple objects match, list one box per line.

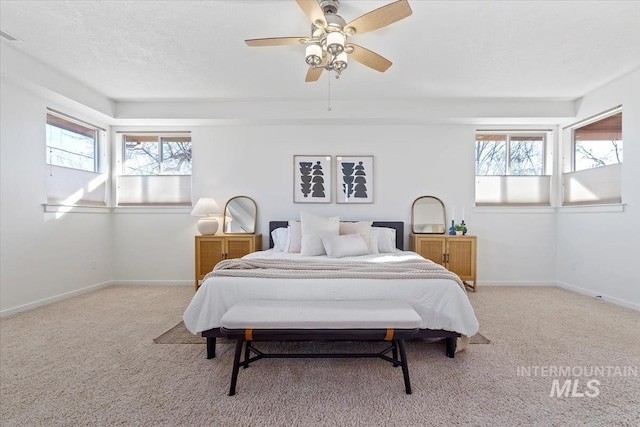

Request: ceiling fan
left=245, top=0, right=412, bottom=82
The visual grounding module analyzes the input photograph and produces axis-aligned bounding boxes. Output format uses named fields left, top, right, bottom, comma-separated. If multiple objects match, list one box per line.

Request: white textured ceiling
left=1, top=0, right=640, bottom=103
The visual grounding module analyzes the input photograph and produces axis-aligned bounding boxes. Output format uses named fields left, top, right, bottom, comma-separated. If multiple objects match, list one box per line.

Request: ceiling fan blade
left=245, top=37, right=308, bottom=47
left=346, top=44, right=392, bottom=73
left=344, top=0, right=412, bottom=36
left=296, top=0, right=327, bottom=27
left=305, top=65, right=324, bottom=82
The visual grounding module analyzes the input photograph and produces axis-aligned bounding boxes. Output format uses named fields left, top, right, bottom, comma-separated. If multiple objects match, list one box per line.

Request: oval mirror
left=411, top=196, right=446, bottom=234
left=223, top=196, right=257, bottom=234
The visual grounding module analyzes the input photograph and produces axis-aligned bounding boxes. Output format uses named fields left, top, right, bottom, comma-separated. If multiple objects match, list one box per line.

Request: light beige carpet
left=2, top=285, right=639, bottom=426
left=153, top=321, right=491, bottom=345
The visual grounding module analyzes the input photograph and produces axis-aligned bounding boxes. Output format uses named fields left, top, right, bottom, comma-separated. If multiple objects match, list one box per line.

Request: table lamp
left=191, top=197, right=221, bottom=235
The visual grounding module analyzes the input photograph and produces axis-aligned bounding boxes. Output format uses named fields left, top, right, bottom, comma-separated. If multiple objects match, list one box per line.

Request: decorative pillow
left=322, top=233, right=369, bottom=258
left=369, top=230, right=380, bottom=254
left=300, top=211, right=339, bottom=256
left=285, top=221, right=302, bottom=253
left=371, top=227, right=397, bottom=253
left=339, top=221, right=373, bottom=250
left=271, top=227, right=289, bottom=252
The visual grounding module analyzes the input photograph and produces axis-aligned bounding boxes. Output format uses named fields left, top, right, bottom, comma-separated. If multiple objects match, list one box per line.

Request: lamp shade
left=190, top=198, right=221, bottom=217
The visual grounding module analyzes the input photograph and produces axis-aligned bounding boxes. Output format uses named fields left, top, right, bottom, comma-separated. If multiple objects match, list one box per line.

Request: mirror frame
left=411, top=196, right=446, bottom=234
left=223, top=196, right=257, bottom=234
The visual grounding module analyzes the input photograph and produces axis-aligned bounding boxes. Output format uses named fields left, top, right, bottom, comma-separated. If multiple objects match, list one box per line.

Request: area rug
left=154, top=321, right=490, bottom=345
left=153, top=321, right=206, bottom=344
left=469, top=332, right=490, bottom=344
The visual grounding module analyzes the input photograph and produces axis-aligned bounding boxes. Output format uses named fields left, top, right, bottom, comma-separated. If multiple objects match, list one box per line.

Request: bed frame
left=201, top=221, right=460, bottom=359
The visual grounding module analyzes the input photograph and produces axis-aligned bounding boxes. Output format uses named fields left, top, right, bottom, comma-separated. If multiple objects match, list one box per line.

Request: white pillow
left=285, top=221, right=301, bottom=253
left=300, top=211, right=339, bottom=256
left=371, top=227, right=397, bottom=253
left=322, top=234, right=369, bottom=258
left=339, top=221, right=373, bottom=250
left=271, top=227, right=289, bottom=252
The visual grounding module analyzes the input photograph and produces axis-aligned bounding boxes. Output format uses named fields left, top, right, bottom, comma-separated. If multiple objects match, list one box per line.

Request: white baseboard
left=0, top=281, right=112, bottom=318
left=556, top=281, right=640, bottom=312
left=477, top=281, right=555, bottom=287
left=110, top=280, right=192, bottom=286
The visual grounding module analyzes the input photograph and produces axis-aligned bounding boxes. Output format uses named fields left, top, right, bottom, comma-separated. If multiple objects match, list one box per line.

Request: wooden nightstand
left=194, top=234, right=262, bottom=290
left=409, top=234, right=477, bottom=292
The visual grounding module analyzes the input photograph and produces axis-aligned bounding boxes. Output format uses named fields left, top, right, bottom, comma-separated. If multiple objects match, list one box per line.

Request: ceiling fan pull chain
left=327, top=70, right=332, bottom=112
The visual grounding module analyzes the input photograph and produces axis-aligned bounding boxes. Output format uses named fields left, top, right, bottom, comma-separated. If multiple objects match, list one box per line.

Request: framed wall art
left=336, top=155, right=373, bottom=204
left=293, top=155, right=332, bottom=203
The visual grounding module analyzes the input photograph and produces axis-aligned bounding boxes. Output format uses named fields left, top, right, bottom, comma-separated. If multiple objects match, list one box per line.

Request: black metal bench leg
left=392, top=345, right=399, bottom=367
left=243, top=340, right=251, bottom=369
left=445, top=337, right=457, bottom=358
left=206, top=337, right=216, bottom=359
left=397, top=339, right=412, bottom=394
left=229, top=339, right=244, bottom=396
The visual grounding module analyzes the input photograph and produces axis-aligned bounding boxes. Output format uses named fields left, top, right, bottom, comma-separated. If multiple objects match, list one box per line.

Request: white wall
left=556, top=69, right=640, bottom=310
left=0, top=80, right=113, bottom=314
left=110, top=124, right=558, bottom=286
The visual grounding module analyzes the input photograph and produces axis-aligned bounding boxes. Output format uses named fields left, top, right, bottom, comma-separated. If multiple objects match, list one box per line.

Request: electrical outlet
left=91, top=260, right=97, bottom=270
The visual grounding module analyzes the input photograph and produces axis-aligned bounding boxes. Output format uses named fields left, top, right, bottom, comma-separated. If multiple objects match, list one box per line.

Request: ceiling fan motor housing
left=319, top=0, right=339, bottom=15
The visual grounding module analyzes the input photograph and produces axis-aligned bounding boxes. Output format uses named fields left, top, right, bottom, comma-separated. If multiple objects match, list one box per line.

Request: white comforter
left=183, top=250, right=479, bottom=336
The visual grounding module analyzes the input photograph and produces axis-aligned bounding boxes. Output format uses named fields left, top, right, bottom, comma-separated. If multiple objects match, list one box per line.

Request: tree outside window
left=123, top=135, right=192, bottom=175
left=573, top=112, right=622, bottom=171
left=476, top=133, right=545, bottom=176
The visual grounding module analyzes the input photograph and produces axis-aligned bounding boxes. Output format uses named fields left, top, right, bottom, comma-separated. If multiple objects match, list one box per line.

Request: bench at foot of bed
left=202, top=326, right=460, bottom=359
left=219, top=300, right=422, bottom=396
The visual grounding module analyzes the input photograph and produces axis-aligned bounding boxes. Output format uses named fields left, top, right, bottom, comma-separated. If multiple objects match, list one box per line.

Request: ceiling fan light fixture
left=326, top=31, right=345, bottom=55
left=305, top=44, right=323, bottom=66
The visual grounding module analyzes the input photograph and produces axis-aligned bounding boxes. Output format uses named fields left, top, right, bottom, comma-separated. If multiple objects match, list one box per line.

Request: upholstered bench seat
left=220, top=299, right=422, bottom=329
left=220, top=300, right=421, bottom=396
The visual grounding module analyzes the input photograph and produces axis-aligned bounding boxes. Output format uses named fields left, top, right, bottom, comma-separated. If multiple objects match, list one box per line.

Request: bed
left=183, top=220, right=479, bottom=359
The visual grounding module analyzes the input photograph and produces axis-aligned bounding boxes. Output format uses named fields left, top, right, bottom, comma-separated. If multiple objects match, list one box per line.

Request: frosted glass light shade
left=305, top=44, right=322, bottom=65
left=326, top=32, right=345, bottom=54
left=334, top=51, right=348, bottom=71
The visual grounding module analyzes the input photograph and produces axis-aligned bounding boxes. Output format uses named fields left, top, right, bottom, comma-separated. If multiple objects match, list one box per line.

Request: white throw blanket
left=206, top=257, right=466, bottom=291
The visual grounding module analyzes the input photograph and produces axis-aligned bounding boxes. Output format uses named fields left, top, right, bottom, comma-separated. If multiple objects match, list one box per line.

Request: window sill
left=558, top=203, right=625, bottom=214
left=44, top=204, right=110, bottom=214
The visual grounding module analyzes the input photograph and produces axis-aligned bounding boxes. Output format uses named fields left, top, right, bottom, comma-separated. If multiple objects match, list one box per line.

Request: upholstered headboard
left=268, top=221, right=404, bottom=250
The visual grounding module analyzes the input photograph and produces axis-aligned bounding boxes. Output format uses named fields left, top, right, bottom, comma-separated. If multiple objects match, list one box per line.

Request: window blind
left=47, top=165, right=106, bottom=206
left=475, top=175, right=551, bottom=206
left=117, top=175, right=191, bottom=206
left=563, top=163, right=622, bottom=205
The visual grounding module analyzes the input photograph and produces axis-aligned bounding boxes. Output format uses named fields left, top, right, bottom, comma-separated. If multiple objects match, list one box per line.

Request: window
left=46, top=112, right=97, bottom=172
left=563, top=108, right=622, bottom=205
left=45, top=110, right=106, bottom=206
left=123, top=135, right=192, bottom=176
left=573, top=112, right=622, bottom=171
left=475, top=132, right=551, bottom=206
left=117, top=133, right=192, bottom=206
